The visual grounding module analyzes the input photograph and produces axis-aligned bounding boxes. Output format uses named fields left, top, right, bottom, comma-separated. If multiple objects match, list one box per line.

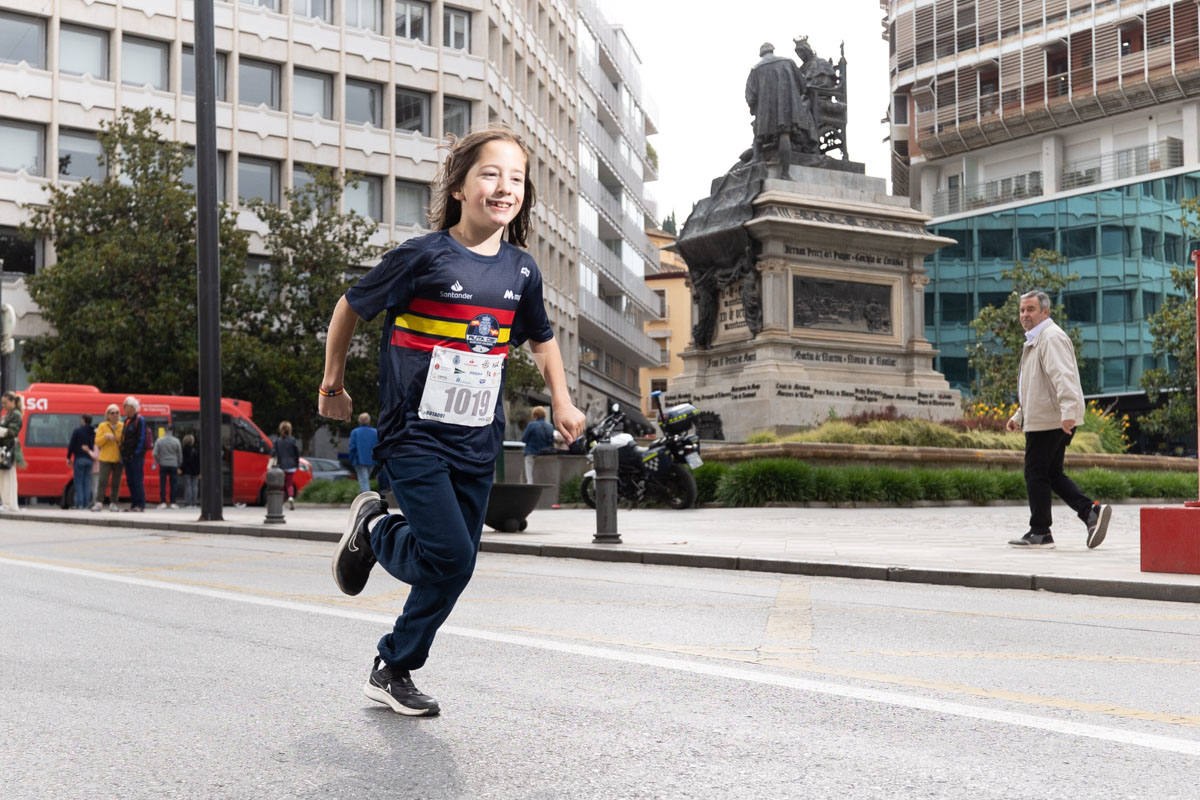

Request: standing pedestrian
left=94, top=404, right=124, bottom=511
left=0, top=391, right=26, bottom=511
left=271, top=421, right=301, bottom=510
left=120, top=396, right=148, bottom=512
left=1006, top=290, right=1112, bottom=549
left=320, top=127, right=586, bottom=716
left=520, top=405, right=555, bottom=483
left=66, top=414, right=96, bottom=509
left=180, top=434, right=200, bottom=507
left=348, top=412, right=379, bottom=494
left=153, top=425, right=182, bottom=508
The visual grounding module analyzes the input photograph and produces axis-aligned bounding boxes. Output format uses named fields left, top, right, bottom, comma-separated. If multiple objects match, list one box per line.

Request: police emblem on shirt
left=465, top=313, right=500, bottom=353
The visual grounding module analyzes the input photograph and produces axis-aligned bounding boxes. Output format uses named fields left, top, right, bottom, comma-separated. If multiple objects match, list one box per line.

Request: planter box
left=1141, top=506, right=1200, bottom=574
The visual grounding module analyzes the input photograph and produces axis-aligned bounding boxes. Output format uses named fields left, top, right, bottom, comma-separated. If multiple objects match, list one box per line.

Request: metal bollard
left=263, top=467, right=286, bottom=524
left=592, top=443, right=621, bottom=543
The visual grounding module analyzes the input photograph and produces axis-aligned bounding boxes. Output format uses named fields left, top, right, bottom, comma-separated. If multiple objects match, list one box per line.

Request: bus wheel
left=61, top=482, right=73, bottom=510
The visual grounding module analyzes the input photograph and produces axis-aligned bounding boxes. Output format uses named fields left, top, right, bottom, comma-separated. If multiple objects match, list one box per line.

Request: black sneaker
left=332, top=491, right=383, bottom=596
left=363, top=657, right=440, bottom=716
left=1085, top=502, right=1112, bottom=549
left=1008, top=531, right=1055, bottom=549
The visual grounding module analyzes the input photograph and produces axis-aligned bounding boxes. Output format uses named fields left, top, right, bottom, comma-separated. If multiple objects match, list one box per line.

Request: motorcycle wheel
left=660, top=464, right=698, bottom=510
left=580, top=475, right=596, bottom=508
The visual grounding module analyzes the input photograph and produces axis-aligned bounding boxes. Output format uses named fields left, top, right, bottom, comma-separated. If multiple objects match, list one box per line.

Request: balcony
left=577, top=0, right=659, bottom=128
left=579, top=228, right=662, bottom=316
left=581, top=114, right=649, bottom=204
left=579, top=170, right=656, bottom=265
left=1060, top=139, right=1184, bottom=191
left=577, top=289, right=662, bottom=366
left=931, top=170, right=1043, bottom=217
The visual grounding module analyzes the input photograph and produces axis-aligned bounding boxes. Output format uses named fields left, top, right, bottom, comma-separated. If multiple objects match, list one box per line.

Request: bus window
left=233, top=417, right=270, bottom=454
left=24, top=414, right=84, bottom=448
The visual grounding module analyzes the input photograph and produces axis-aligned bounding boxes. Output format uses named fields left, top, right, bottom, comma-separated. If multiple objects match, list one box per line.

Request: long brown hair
left=1, top=391, right=21, bottom=412
left=427, top=127, right=537, bottom=247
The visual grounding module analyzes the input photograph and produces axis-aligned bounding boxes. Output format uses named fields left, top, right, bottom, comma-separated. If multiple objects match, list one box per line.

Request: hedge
left=705, top=459, right=1197, bottom=507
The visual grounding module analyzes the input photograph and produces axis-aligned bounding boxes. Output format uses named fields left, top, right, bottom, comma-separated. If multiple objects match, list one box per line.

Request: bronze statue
left=744, top=43, right=816, bottom=179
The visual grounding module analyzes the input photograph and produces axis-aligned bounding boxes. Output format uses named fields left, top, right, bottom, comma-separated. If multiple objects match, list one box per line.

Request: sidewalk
left=6, top=502, right=1200, bottom=602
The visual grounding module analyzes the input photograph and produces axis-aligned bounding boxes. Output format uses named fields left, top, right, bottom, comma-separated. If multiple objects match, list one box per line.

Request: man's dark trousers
left=1024, top=428, right=1093, bottom=534
left=371, top=454, right=493, bottom=670
left=124, top=458, right=146, bottom=510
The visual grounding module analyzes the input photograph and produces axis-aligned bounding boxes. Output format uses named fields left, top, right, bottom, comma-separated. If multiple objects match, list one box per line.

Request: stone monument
left=668, top=37, right=961, bottom=440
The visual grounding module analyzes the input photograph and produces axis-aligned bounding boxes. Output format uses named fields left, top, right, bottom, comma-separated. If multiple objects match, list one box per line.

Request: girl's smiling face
left=451, top=140, right=527, bottom=234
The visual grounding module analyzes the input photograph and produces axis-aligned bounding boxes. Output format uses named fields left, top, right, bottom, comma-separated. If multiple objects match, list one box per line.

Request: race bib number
left=418, top=346, right=505, bottom=427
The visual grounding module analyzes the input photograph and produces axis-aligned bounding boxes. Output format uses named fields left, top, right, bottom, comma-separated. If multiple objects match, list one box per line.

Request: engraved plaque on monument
left=667, top=36, right=961, bottom=440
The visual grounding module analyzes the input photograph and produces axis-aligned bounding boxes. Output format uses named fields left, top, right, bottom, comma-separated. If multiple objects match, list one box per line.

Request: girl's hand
left=319, top=389, right=353, bottom=422
left=552, top=402, right=587, bottom=445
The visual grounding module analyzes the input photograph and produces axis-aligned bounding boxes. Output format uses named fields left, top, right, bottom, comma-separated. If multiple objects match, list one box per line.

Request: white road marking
left=6, top=555, right=1200, bottom=757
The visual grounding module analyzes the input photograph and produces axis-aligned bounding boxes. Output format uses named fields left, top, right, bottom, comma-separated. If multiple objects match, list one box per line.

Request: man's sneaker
left=363, top=656, right=440, bottom=716
left=287, top=497, right=295, bottom=510
left=1008, top=531, right=1055, bottom=549
left=1085, top=502, right=1112, bottom=549
left=332, top=491, right=383, bottom=596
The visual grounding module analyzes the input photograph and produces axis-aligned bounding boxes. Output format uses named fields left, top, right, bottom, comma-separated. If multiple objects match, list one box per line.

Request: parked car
left=305, top=456, right=354, bottom=482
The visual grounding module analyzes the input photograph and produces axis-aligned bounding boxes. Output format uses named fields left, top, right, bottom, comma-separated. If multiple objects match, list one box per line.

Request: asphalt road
left=3, top=520, right=1199, bottom=799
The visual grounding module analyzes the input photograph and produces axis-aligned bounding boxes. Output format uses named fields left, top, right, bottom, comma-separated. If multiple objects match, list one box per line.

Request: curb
left=7, top=512, right=1200, bottom=604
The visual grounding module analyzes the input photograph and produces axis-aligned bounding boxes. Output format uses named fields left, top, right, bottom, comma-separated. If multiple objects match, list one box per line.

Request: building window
left=396, top=88, right=430, bottom=135
left=0, top=11, right=46, bottom=69
left=292, top=0, right=332, bottom=24
left=240, top=0, right=280, bottom=10
left=0, top=119, right=44, bottom=176
left=1061, top=226, right=1096, bottom=259
left=293, top=69, right=333, bottom=118
left=1143, top=290, right=1162, bottom=318
left=181, top=149, right=228, bottom=201
left=650, top=378, right=668, bottom=395
left=444, top=7, right=470, bottom=50
left=443, top=96, right=470, bottom=138
left=1064, top=292, right=1097, bottom=323
left=940, top=292, right=971, bottom=323
left=60, top=24, right=108, bottom=80
left=239, top=58, right=280, bottom=109
left=395, top=1, right=429, bottom=43
left=345, top=174, right=383, bottom=221
left=58, top=129, right=106, bottom=182
left=345, top=79, right=382, bottom=127
left=395, top=180, right=430, bottom=226
left=579, top=339, right=600, bottom=369
left=0, top=226, right=41, bottom=274
left=653, top=288, right=667, bottom=316
left=182, top=47, right=227, bottom=101
left=892, top=92, right=908, bottom=125
left=122, top=36, right=169, bottom=90
left=1102, top=290, right=1134, bottom=323
left=345, top=0, right=383, bottom=34
left=238, top=156, right=280, bottom=206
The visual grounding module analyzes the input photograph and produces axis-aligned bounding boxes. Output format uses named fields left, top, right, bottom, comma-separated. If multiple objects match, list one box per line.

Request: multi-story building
left=640, top=225, right=688, bottom=418
left=885, top=0, right=1200, bottom=411
left=574, top=0, right=662, bottom=419
left=0, top=0, right=578, bottom=395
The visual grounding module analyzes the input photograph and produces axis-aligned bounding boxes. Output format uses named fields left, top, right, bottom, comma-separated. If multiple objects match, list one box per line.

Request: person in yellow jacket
left=1006, top=290, right=1111, bottom=550
left=92, top=404, right=124, bottom=512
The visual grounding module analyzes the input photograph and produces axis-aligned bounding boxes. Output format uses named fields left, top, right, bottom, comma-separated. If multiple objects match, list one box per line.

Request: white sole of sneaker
left=1087, top=504, right=1112, bottom=549
left=363, top=681, right=439, bottom=716
left=332, top=491, right=380, bottom=593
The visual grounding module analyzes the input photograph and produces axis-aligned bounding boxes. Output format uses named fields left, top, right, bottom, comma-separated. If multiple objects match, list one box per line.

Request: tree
left=223, top=167, right=381, bottom=446
left=661, top=211, right=678, bottom=235
left=22, top=108, right=248, bottom=394
left=966, top=249, right=1080, bottom=407
left=1140, top=197, right=1199, bottom=443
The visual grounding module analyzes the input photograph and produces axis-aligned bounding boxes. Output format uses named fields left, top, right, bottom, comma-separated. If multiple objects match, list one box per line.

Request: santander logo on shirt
left=441, top=280, right=473, bottom=300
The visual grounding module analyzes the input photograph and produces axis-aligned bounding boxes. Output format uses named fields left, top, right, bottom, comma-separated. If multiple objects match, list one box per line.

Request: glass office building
left=926, top=172, right=1194, bottom=396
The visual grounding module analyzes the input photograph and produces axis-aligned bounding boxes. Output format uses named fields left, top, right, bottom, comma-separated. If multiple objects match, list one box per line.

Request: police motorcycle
left=579, top=391, right=703, bottom=510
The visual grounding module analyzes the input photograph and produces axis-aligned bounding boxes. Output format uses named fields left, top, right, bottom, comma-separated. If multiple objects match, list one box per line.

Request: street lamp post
left=195, top=0, right=223, bottom=521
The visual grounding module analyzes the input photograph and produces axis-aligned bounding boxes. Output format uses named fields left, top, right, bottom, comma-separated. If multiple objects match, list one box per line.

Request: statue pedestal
left=670, top=167, right=961, bottom=440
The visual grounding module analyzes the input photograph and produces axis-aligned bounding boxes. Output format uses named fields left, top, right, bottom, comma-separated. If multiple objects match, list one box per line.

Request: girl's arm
left=319, top=296, right=361, bottom=422
left=529, top=338, right=586, bottom=444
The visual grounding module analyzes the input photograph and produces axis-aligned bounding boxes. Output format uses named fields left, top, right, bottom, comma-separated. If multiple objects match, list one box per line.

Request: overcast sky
left=594, top=0, right=892, bottom=227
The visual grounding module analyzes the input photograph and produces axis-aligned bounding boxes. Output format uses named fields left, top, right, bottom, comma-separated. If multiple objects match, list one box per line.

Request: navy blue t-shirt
left=345, top=230, right=554, bottom=474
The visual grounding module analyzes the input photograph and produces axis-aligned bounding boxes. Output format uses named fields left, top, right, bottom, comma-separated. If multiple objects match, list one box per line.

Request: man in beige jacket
left=1005, top=290, right=1111, bottom=549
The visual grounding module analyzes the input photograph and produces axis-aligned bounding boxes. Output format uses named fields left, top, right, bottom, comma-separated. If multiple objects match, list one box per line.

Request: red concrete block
left=1140, top=506, right=1200, bottom=574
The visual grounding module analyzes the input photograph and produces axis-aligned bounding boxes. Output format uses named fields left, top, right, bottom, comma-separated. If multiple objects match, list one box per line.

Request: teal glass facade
left=926, top=173, right=1198, bottom=397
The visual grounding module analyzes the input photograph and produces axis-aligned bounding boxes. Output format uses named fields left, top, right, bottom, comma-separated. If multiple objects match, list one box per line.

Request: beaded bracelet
left=317, top=385, right=344, bottom=398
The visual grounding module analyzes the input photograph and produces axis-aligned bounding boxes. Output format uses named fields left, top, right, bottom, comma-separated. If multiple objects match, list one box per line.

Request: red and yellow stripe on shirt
left=391, top=297, right=513, bottom=355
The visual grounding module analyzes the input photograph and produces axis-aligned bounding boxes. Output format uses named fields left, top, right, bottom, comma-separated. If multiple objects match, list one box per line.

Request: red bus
left=14, top=383, right=312, bottom=507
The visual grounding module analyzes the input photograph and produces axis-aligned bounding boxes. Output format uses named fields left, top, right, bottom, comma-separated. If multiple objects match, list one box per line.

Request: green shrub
left=785, top=421, right=861, bottom=444
left=994, top=470, right=1028, bottom=500
left=876, top=467, right=924, bottom=505
left=1150, top=471, right=1199, bottom=499
left=1066, top=432, right=1104, bottom=454
left=745, top=430, right=779, bottom=444
left=692, top=462, right=729, bottom=505
left=715, top=458, right=813, bottom=506
left=916, top=468, right=956, bottom=501
left=558, top=474, right=582, bottom=504
left=952, top=470, right=999, bottom=504
left=298, top=478, right=360, bottom=504
left=810, top=466, right=851, bottom=502
left=1070, top=468, right=1130, bottom=501
left=840, top=466, right=883, bottom=502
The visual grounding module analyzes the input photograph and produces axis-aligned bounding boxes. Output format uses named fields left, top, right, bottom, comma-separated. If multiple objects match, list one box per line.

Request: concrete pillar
left=758, top=257, right=790, bottom=334
left=1182, top=102, right=1200, bottom=168
left=918, top=166, right=939, bottom=216
left=1041, top=134, right=1063, bottom=195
